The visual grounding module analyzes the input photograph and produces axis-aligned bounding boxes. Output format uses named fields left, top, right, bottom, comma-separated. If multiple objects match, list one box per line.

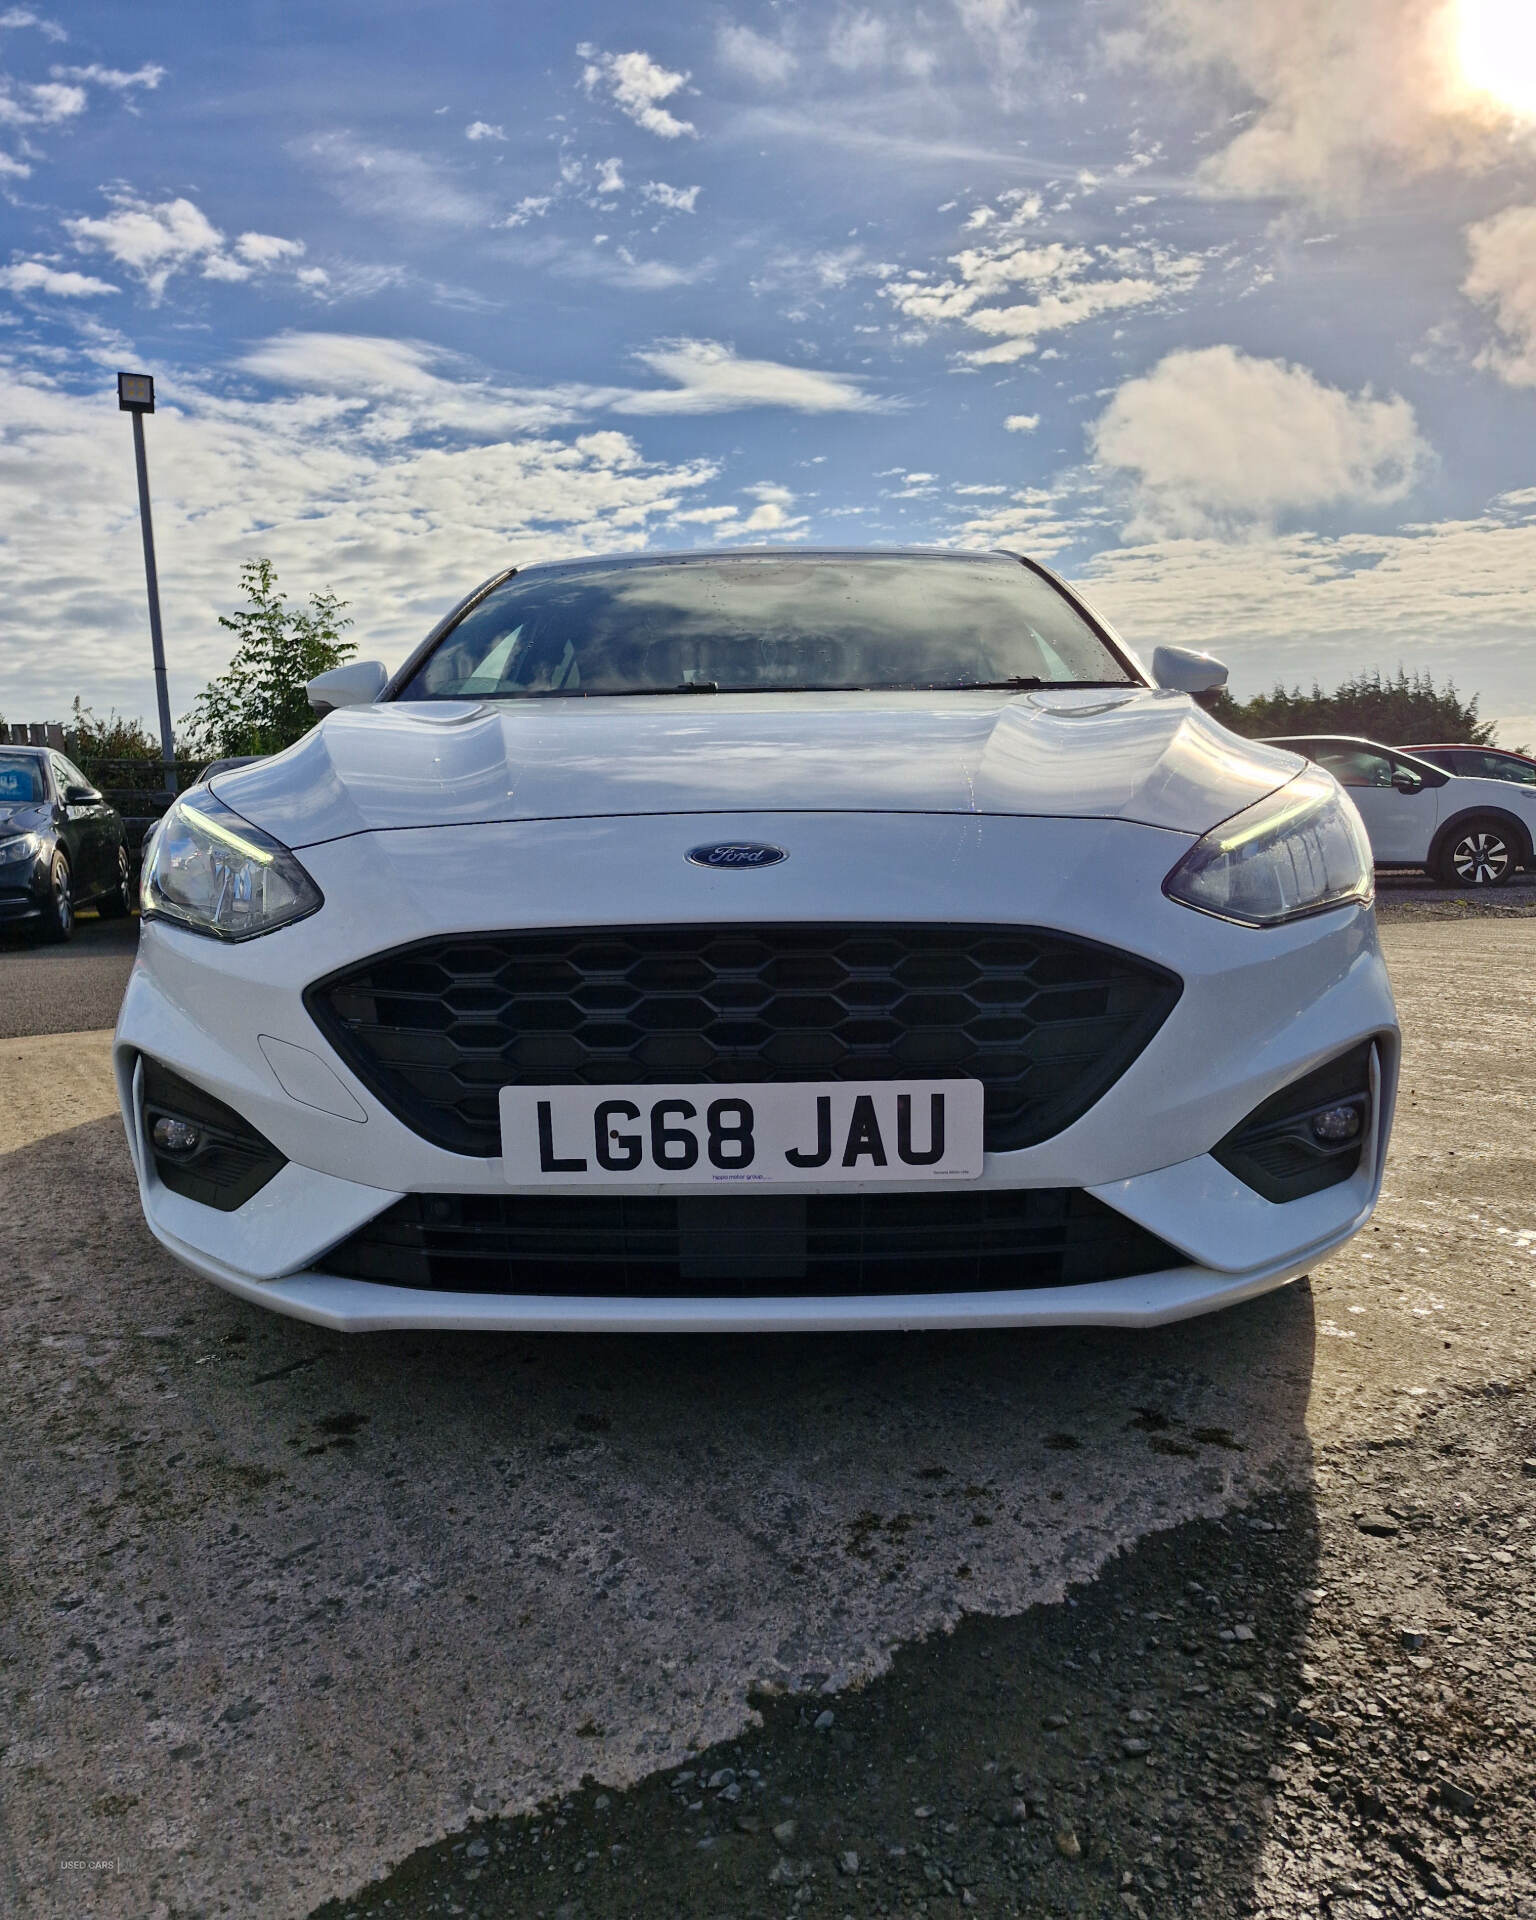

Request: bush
left=1204, top=669, right=1495, bottom=747
left=183, top=557, right=354, bottom=758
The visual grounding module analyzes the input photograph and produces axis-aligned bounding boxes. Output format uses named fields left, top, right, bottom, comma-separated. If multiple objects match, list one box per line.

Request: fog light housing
left=151, top=1114, right=203, bottom=1156
left=1310, top=1104, right=1362, bottom=1144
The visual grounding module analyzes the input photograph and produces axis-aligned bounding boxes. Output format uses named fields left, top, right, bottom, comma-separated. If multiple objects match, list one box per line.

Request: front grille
left=317, top=1188, right=1184, bottom=1297
left=306, top=924, right=1182, bottom=1158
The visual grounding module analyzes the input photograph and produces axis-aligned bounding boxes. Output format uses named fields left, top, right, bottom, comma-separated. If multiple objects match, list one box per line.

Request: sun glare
left=1459, top=0, right=1536, bottom=118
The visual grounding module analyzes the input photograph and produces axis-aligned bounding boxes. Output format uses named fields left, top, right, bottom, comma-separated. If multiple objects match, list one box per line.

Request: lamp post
left=117, top=370, right=177, bottom=787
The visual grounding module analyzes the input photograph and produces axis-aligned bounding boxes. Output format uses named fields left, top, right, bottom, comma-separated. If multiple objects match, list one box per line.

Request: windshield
left=394, top=555, right=1137, bottom=700
left=0, top=755, right=46, bottom=803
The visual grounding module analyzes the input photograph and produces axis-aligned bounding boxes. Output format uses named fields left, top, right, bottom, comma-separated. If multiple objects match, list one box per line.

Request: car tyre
left=97, top=846, right=134, bottom=919
left=40, top=850, right=74, bottom=942
left=1436, top=817, right=1518, bottom=888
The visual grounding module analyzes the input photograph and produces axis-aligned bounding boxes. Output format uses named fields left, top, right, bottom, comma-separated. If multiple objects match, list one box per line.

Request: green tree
left=1204, top=668, right=1496, bottom=747
left=184, top=558, right=354, bottom=757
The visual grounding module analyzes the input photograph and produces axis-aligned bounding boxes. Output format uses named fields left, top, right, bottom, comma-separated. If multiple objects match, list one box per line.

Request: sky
left=3, top=0, right=1536, bottom=741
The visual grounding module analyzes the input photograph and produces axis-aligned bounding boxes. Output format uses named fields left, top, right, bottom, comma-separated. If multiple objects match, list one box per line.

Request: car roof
left=0, top=744, right=46, bottom=759
left=1407, top=741, right=1536, bottom=758
left=511, top=545, right=1023, bottom=578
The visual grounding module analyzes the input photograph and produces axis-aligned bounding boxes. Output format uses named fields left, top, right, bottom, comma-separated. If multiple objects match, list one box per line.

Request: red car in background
left=1406, top=744, right=1536, bottom=788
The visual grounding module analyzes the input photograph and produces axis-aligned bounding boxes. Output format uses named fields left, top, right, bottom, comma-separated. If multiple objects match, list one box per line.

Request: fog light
left=151, top=1114, right=203, bottom=1156
left=1310, top=1105, right=1362, bottom=1144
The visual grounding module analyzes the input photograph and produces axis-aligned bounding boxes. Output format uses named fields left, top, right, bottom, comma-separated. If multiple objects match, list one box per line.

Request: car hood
left=212, top=689, right=1304, bottom=848
left=0, top=802, right=48, bottom=833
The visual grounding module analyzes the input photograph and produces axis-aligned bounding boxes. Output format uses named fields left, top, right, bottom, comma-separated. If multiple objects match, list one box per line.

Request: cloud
left=464, top=120, right=505, bottom=141
left=0, top=258, right=116, bottom=295
left=1003, top=412, right=1039, bottom=432
left=0, top=149, right=29, bottom=176
left=641, top=179, right=699, bottom=212
left=65, top=193, right=307, bottom=300
left=235, top=231, right=305, bottom=268
left=0, top=345, right=725, bottom=722
left=951, top=0, right=1034, bottom=85
left=1140, top=0, right=1532, bottom=207
left=594, top=155, right=624, bottom=194
left=51, top=61, right=164, bottom=90
left=827, top=10, right=889, bottom=71
left=237, top=332, right=884, bottom=429
left=615, top=338, right=885, bottom=415
left=716, top=22, right=796, bottom=85
left=1463, top=204, right=1536, bottom=386
left=302, top=130, right=491, bottom=227
left=1074, top=507, right=1536, bottom=739
left=503, top=194, right=551, bottom=228
left=0, top=74, right=82, bottom=124
left=1090, top=346, right=1429, bottom=537
left=886, top=202, right=1203, bottom=363
left=579, top=47, right=695, bottom=139
left=0, top=9, right=65, bottom=41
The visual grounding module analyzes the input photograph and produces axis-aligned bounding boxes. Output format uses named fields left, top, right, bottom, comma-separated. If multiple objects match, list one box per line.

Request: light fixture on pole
left=117, top=370, right=177, bottom=787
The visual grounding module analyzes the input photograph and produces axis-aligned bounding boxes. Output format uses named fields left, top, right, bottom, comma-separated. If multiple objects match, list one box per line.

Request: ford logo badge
left=686, top=841, right=788, bottom=870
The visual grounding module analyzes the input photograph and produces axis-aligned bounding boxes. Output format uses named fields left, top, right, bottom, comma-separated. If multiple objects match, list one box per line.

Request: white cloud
left=503, top=194, right=551, bottom=228
left=828, top=10, right=888, bottom=71
left=579, top=47, right=695, bottom=139
left=641, top=179, right=699, bottom=212
left=0, top=150, right=29, bottom=176
left=0, top=346, right=725, bottom=721
left=952, top=0, right=1034, bottom=84
left=51, top=61, right=164, bottom=90
left=886, top=207, right=1203, bottom=364
left=464, top=120, right=505, bottom=141
left=1463, top=204, right=1536, bottom=386
left=1090, top=346, right=1428, bottom=537
left=1074, top=510, right=1536, bottom=739
left=0, top=9, right=65, bottom=41
left=303, top=130, right=492, bottom=227
left=1140, top=0, right=1533, bottom=207
left=65, top=194, right=307, bottom=300
left=238, top=331, right=884, bottom=429
left=0, top=258, right=116, bottom=295
left=716, top=22, right=796, bottom=85
left=66, top=194, right=225, bottom=299
left=1003, top=412, right=1039, bottom=432
left=0, top=75, right=82, bottom=124
left=235, top=231, right=305, bottom=267
left=616, top=338, right=884, bottom=415
left=671, top=502, right=740, bottom=524
left=594, top=155, right=624, bottom=194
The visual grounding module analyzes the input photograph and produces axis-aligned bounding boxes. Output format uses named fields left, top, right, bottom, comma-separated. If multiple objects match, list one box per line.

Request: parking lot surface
left=0, top=907, right=1532, bottom=1918
left=0, top=914, right=139, bottom=1040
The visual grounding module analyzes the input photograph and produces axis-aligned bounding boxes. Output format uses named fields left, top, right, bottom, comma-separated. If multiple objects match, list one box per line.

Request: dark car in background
left=0, top=745, right=133, bottom=941
left=1405, top=743, right=1536, bottom=788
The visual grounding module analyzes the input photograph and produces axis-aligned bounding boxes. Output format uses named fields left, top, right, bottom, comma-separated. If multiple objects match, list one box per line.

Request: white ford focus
left=116, top=549, right=1398, bottom=1333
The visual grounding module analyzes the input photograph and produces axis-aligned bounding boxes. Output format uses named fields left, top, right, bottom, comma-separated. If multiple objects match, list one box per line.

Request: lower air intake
left=317, top=1187, right=1184, bottom=1298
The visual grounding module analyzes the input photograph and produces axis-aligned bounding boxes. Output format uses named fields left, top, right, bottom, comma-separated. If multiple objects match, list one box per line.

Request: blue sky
left=3, top=0, right=1536, bottom=738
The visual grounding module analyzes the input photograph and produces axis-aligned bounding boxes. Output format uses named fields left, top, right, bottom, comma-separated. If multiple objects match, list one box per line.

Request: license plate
left=500, top=1080, right=984, bottom=1187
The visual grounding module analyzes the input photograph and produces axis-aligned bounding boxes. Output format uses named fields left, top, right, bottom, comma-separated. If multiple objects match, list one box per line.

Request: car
left=1262, top=735, right=1535, bottom=887
left=1404, top=742, right=1536, bottom=788
left=116, top=547, right=1398, bottom=1334
left=0, top=744, right=134, bottom=940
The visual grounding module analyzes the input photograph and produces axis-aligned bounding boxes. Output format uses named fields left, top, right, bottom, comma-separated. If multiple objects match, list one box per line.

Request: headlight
left=0, top=831, right=41, bottom=866
left=141, top=793, right=322, bottom=940
left=1163, top=770, right=1373, bottom=927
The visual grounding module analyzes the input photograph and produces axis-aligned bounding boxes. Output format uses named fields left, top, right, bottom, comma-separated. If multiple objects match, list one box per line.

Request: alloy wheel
left=1450, top=830, right=1511, bottom=886
left=53, top=857, right=73, bottom=934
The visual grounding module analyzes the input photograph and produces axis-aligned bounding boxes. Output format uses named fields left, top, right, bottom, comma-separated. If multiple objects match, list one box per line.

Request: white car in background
left=1264, top=736, right=1536, bottom=887
left=117, top=548, right=1398, bottom=1334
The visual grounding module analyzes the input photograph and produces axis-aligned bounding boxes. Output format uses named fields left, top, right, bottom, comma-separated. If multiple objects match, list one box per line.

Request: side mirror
left=64, top=782, right=102, bottom=806
left=1151, top=644, right=1229, bottom=695
left=1390, top=768, right=1422, bottom=794
left=307, top=659, right=388, bottom=715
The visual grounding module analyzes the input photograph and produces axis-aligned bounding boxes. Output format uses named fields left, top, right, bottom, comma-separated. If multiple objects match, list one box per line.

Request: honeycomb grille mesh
left=305, top=924, right=1182, bottom=1158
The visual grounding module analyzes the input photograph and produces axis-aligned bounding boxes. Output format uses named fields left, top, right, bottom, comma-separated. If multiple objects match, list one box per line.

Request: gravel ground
left=315, top=1376, right=1536, bottom=1920
left=1, top=910, right=1532, bottom=1920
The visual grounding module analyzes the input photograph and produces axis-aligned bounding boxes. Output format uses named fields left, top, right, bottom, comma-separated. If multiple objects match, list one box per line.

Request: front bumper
left=115, top=811, right=1399, bottom=1331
